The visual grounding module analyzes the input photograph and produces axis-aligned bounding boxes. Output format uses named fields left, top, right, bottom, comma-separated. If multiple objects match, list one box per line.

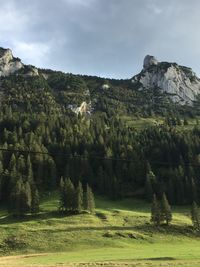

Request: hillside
left=0, top=47, right=200, bottom=209
left=0, top=194, right=200, bottom=267
left=1, top=47, right=200, bottom=266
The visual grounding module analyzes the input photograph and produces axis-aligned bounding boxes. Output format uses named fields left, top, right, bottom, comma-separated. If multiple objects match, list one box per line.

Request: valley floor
left=0, top=194, right=199, bottom=267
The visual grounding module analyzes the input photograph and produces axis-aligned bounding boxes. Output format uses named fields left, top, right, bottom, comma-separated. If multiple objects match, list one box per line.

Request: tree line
left=1, top=71, right=200, bottom=208
left=151, top=193, right=200, bottom=232
left=9, top=177, right=95, bottom=216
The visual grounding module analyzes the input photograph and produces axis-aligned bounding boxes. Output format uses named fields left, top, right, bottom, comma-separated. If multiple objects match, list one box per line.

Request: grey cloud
left=0, top=0, right=200, bottom=78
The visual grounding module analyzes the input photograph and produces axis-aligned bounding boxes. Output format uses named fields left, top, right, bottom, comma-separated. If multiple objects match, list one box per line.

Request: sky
left=1, top=0, right=200, bottom=79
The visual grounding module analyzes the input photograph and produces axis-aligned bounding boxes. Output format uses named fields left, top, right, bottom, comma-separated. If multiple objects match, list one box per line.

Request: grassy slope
left=0, top=193, right=200, bottom=266
left=121, top=115, right=200, bottom=130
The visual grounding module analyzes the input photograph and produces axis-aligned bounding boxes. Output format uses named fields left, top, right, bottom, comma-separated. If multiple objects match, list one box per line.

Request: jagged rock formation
left=143, top=55, right=158, bottom=69
left=132, top=55, right=200, bottom=105
left=68, top=102, right=92, bottom=115
left=0, top=48, right=39, bottom=77
left=24, top=66, right=39, bottom=77
left=0, top=48, right=23, bottom=77
left=1, top=46, right=200, bottom=108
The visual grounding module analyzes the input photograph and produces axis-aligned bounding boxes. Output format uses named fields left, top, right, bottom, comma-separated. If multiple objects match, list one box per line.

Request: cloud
left=12, top=41, right=51, bottom=66
left=0, top=0, right=200, bottom=78
left=61, top=0, right=96, bottom=7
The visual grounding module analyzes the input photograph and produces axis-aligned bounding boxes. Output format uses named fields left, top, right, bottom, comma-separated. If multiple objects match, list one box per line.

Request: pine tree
left=9, top=179, right=23, bottom=216
left=145, top=174, right=154, bottom=202
left=27, top=155, right=34, bottom=183
left=21, top=181, right=32, bottom=213
left=151, top=194, right=161, bottom=226
left=85, top=184, right=95, bottom=213
left=191, top=201, right=200, bottom=231
left=160, top=193, right=172, bottom=225
left=31, top=185, right=40, bottom=214
left=75, top=181, right=83, bottom=213
left=10, top=179, right=31, bottom=216
left=59, top=177, right=75, bottom=213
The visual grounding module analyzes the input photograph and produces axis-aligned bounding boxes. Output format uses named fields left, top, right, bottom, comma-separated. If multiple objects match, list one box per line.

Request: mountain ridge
left=0, top=47, right=200, bottom=116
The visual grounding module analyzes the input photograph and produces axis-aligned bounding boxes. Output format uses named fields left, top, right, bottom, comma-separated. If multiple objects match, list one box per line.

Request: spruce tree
left=145, top=175, right=153, bottom=202
left=75, top=181, right=83, bottom=213
left=151, top=194, right=161, bottom=226
left=160, top=193, right=172, bottom=225
left=59, top=177, right=65, bottom=212
left=191, top=201, right=200, bottom=231
left=9, top=179, right=22, bottom=216
left=59, top=177, right=75, bottom=213
left=31, top=185, right=40, bottom=214
left=145, top=170, right=156, bottom=202
left=85, top=184, right=95, bottom=213
left=10, top=179, right=31, bottom=216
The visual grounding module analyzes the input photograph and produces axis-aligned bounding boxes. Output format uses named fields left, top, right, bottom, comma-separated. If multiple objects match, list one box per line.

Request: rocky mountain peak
left=0, top=47, right=23, bottom=77
left=0, top=48, right=13, bottom=63
left=143, top=55, right=158, bottom=69
left=133, top=56, right=200, bottom=105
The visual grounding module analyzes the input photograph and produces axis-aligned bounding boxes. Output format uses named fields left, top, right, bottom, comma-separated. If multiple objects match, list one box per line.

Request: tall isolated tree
left=75, top=181, right=83, bottom=213
left=160, top=193, right=172, bottom=225
left=191, top=201, right=200, bottom=231
left=85, top=184, right=95, bottom=213
left=31, top=185, right=40, bottom=214
left=151, top=194, right=161, bottom=226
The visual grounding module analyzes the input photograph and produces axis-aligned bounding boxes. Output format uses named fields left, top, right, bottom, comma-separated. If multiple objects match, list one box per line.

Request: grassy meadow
left=0, top=193, right=199, bottom=266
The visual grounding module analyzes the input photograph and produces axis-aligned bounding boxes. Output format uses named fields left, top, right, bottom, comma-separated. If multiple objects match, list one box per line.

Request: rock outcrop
left=68, top=102, right=92, bottom=115
left=0, top=48, right=23, bottom=77
left=132, top=55, right=200, bottom=105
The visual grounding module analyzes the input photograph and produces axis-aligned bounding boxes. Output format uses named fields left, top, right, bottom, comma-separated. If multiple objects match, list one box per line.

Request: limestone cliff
left=132, top=55, right=200, bottom=105
left=0, top=48, right=23, bottom=76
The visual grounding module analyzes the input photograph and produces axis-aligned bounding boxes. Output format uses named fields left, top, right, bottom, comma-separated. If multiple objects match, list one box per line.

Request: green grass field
left=0, top=193, right=200, bottom=267
left=120, top=115, right=200, bottom=131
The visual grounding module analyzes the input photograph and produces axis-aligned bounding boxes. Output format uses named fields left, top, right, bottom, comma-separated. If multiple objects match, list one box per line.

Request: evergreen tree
left=151, top=194, right=161, bottom=226
left=59, top=177, right=75, bottom=213
left=75, top=181, right=83, bottom=213
left=145, top=174, right=154, bottom=202
left=191, top=201, right=200, bottom=231
left=160, top=193, right=172, bottom=225
left=84, top=184, right=95, bottom=213
left=31, top=185, right=40, bottom=213
left=9, top=179, right=32, bottom=216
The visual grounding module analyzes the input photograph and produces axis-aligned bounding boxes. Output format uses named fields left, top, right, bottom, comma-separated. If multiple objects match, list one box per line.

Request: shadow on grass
left=0, top=209, right=198, bottom=239
left=144, top=257, right=176, bottom=261
left=0, top=210, right=63, bottom=225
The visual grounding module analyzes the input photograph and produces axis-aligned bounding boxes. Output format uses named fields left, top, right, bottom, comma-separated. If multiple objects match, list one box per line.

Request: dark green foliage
left=75, top=181, right=83, bottom=213
left=85, top=184, right=95, bottom=213
left=0, top=66, right=200, bottom=211
left=151, top=193, right=172, bottom=226
left=160, top=193, right=172, bottom=225
left=145, top=170, right=156, bottom=202
left=59, top=178, right=75, bottom=213
left=151, top=194, right=161, bottom=226
left=59, top=178, right=95, bottom=214
left=31, top=185, right=40, bottom=213
left=191, top=201, right=200, bottom=231
left=10, top=179, right=32, bottom=216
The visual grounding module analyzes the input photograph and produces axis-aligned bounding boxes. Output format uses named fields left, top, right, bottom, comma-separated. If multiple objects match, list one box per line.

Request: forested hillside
left=0, top=48, right=200, bottom=214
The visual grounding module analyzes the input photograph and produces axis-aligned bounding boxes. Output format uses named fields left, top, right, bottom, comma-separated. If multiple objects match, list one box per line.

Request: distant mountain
left=0, top=47, right=200, bottom=117
left=132, top=55, right=200, bottom=105
left=1, top=47, right=200, bottom=208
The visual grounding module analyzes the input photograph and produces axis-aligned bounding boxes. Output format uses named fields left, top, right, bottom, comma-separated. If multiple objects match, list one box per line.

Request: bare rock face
left=0, top=48, right=23, bottom=76
left=133, top=55, right=200, bottom=105
left=143, top=55, right=158, bottom=69
left=68, top=101, right=92, bottom=115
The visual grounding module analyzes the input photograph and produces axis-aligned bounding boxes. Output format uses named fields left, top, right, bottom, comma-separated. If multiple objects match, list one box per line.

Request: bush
left=4, top=235, right=27, bottom=249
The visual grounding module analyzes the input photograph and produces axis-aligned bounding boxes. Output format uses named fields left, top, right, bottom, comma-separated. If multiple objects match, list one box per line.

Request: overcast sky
left=0, top=0, right=200, bottom=78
